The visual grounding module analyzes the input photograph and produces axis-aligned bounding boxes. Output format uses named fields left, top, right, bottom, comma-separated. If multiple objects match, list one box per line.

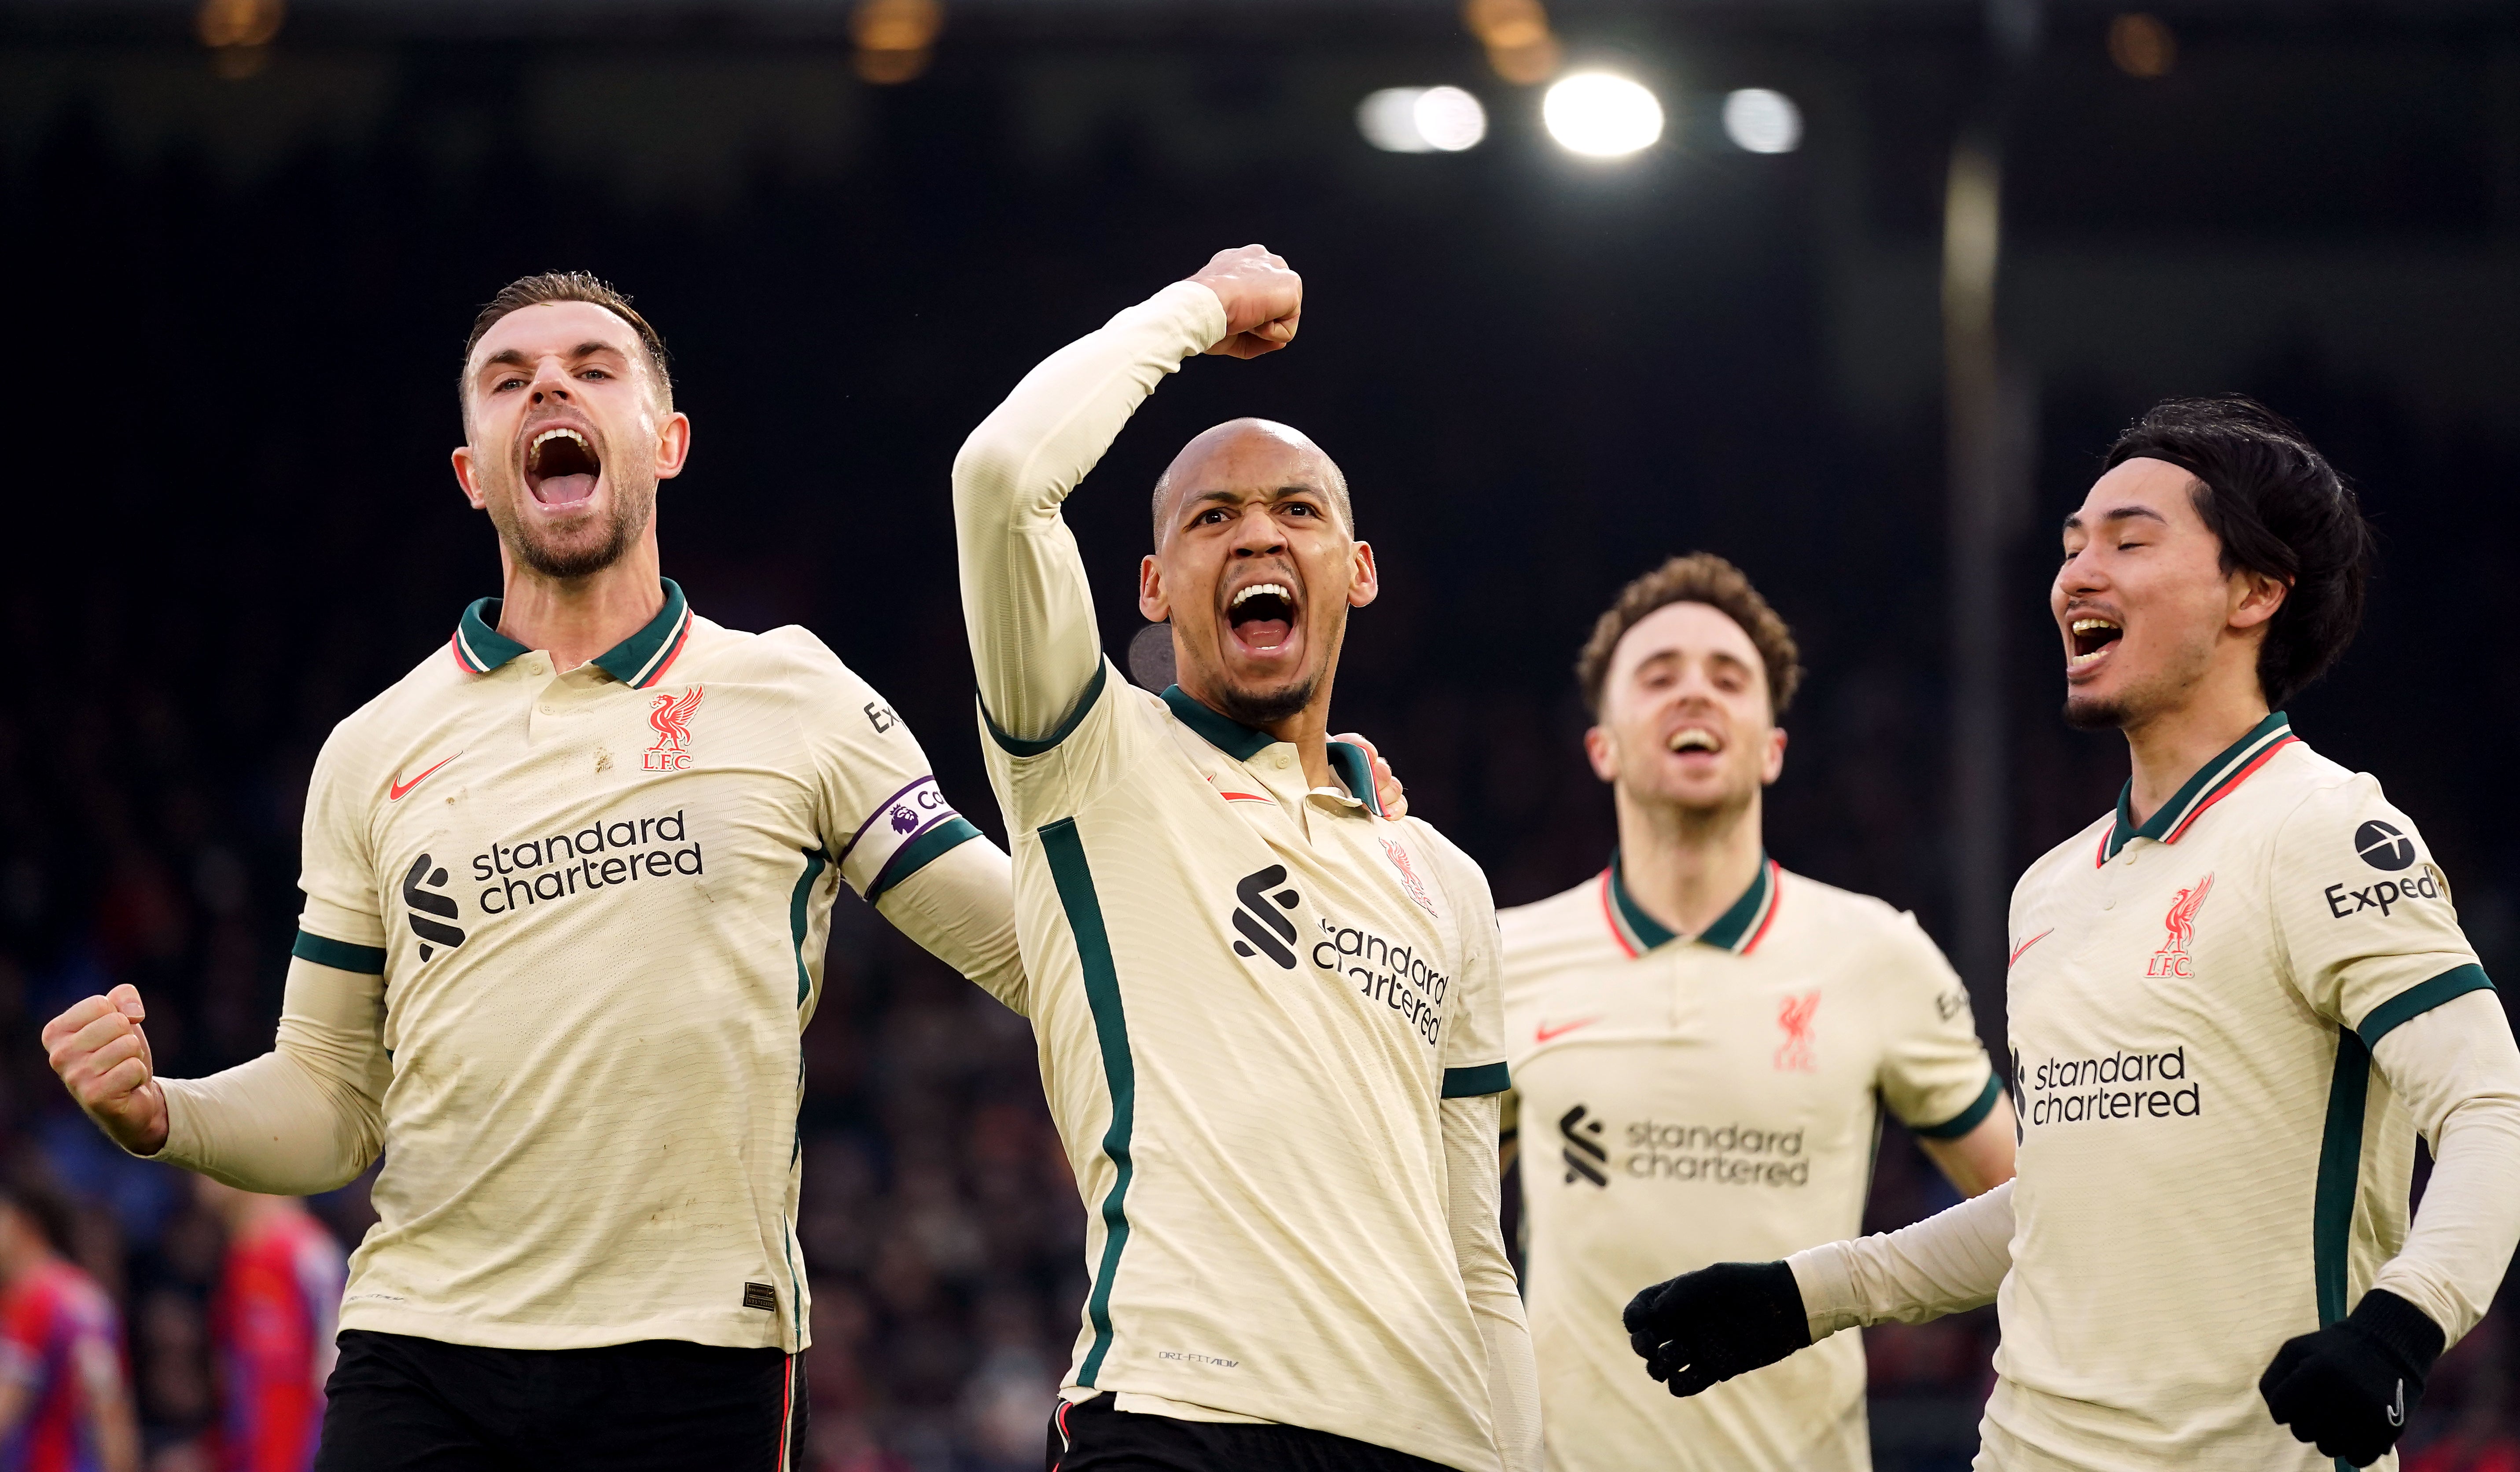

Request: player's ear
left=1346, top=540, right=1380, bottom=609
left=1763, top=726, right=1788, bottom=786
left=451, top=445, right=489, bottom=510
left=653, top=411, right=692, bottom=482
left=1583, top=724, right=1619, bottom=784
left=1138, top=554, right=1170, bottom=623
left=2229, top=567, right=2288, bottom=631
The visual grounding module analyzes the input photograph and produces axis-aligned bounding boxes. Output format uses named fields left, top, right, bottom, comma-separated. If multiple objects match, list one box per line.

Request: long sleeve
left=951, top=280, right=1228, bottom=742
left=2366, top=990, right=2520, bottom=1345
left=873, top=836, right=1028, bottom=1015
left=1444, top=1093, right=1540, bottom=1472
left=1787, top=1178, right=2015, bottom=1340
left=148, top=956, right=390, bottom=1195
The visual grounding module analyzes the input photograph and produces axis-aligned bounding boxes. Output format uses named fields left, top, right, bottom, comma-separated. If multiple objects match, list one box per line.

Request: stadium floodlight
left=1541, top=73, right=1663, bottom=158
left=1721, top=88, right=1803, bottom=154
left=1357, top=86, right=1490, bottom=153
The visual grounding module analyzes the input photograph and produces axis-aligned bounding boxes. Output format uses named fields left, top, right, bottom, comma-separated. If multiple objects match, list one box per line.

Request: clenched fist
left=42, top=984, right=169, bottom=1156
left=1185, top=245, right=1301, bottom=359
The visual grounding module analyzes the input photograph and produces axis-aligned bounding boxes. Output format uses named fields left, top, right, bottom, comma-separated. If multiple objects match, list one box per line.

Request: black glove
left=2259, top=1289, right=2445, bottom=1468
left=1622, top=1260, right=1811, bottom=1398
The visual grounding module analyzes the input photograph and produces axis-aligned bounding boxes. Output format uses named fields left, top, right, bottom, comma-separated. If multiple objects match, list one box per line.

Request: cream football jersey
left=1501, top=854, right=2000, bottom=1472
left=1989, top=712, right=2491, bottom=1471
left=270, top=582, right=984, bottom=1353
left=980, top=667, right=1514, bottom=1472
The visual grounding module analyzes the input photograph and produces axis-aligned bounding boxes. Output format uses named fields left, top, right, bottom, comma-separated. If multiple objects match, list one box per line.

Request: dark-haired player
left=39, top=271, right=1025, bottom=1469
left=1625, top=399, right=2520, bottom=1469
left=0, top=1182, right=139, bottom=1472
left=1502, top=553, right=2013, bottom=1471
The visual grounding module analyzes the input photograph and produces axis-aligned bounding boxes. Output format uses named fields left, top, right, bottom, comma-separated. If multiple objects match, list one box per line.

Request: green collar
left=2103, top=710, right=2296, bottom=861
left=1159, top=685, right=1381, bottom=815
left=1604, top=848, right=1781, bottom=958
left=452, top=579, right=694, bottom=690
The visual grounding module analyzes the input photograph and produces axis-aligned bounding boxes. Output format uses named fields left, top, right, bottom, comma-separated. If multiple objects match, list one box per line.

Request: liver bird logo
left=1774, top=990, right=1820, bottom=1072
left=647, top=686, right=704, bottom=752
left=2163, top=873, right=2215, bottom=954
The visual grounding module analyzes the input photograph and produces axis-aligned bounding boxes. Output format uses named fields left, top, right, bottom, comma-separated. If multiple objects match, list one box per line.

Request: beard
left=1210, top=670, right=1319, bottom=728
left=2062, top=693, right=2130, bottom=730
left=488, top=470, right=655, bottom=581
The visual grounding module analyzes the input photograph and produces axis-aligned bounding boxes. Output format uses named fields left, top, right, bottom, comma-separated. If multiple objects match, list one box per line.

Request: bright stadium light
left=1357, top=86, right=1489, bottom=153
left=1722, top=88, right=1803, bottom=154
left=1541, top=73, right=1663, bottom=158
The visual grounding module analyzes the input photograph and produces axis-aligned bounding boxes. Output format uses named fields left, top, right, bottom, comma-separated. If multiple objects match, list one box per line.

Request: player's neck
left=2120, top=678, right=2274, bottom=827
left=1185, top=669, right=1343, bottom=790
left=491, top=532, right=667, bottom=675
left=1613, top=786, right=1764, bottom=938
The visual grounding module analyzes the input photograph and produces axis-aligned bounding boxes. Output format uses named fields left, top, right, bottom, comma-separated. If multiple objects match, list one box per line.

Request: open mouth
left=1228, top=582, right=1298, bottom=653
left=1667, top=726, right=1724, bottom=756
left=2068, top=616, right=2123, bottom=671
left=525, top=426, right=602, bottom=507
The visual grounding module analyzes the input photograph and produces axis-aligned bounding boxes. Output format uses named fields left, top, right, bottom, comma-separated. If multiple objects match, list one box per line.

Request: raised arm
left=951, top=247, right=1298, bottom=741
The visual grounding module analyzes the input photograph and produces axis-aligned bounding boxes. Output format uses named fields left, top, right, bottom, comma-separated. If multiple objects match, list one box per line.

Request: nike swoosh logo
left=1535, top=1017, right=1602, bottom=1044
left=389, top=755, right=460, bottom=801
left=2008, top=928, right=2055, bottom=969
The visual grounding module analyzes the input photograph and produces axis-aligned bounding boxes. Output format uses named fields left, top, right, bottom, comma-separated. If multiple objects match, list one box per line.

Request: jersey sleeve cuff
left=1442, top=1061, right=1511, bottom=1098
left=866, top=817, right=983, bottom=903
left=2358, top=963, right=2496, bottom=1049
left=980, top=659, right=1109, bottom=758
left=1910, top=1073, right=2005, bottom=1140
left=291, top=928, right=387, bottom=976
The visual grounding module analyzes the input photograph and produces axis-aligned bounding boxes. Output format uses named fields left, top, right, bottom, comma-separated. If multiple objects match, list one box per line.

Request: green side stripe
left=1442, top=1061, right=1511, bottom=1098
left=983, top=662, right=1109, bottom=758
left=865, top=818, right=982, bottom=904
left=2358, top=963, right=2495, bottom=1049
left=1040, top=817, right=1134, bottom=1388
left=1913, top=1073, right=2004, bottom=1140
left=2312, top=1030, right=2372, bottom=1328
left=788, top=848, right=830, bottom=1007
left=292, top=929, right=387, bottom=975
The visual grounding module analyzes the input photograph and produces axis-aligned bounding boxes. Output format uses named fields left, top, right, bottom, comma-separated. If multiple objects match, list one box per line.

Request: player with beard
left=37, top=272, right=1032, bottom=1469
left=1499, top=553, right=2014, bottom=1472
left=1622, top=399, right=2520, bottom=1470
left=952, top=246, right=1537, bottom=1472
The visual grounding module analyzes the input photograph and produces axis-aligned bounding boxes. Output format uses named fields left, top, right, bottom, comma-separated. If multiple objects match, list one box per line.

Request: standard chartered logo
left=2016, top=1044, right=2201, bottom=1127
left=1557, top=1105, right=1809, bottom=1188
left=472, top=808, right=706, bottom=916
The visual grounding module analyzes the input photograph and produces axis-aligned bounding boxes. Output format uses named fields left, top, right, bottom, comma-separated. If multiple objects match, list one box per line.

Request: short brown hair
left=1577, top=553, right=1804, bottom=719
left=458, top=271, right=673, bottom=413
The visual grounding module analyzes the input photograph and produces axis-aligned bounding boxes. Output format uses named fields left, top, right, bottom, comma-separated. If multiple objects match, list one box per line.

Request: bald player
left=953, top=246, right=1537, bottom=1472
left=1624, top=399, right=2520, bottom=1470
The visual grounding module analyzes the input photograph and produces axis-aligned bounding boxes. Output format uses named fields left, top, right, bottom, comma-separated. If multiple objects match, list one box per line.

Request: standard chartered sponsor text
left=472, top=809, right=704, bottom=914
left=1310, top=916, right=1449, bottom=1046
left=2022, top=1044, right=2200, bottom=1127
left=1622, top=1120, right=1809, bottom=1186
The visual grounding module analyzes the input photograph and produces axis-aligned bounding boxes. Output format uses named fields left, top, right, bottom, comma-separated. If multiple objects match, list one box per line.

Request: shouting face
left=2053, top=456, right=2284, bottom=730
left=452, top=301, right=689, bottom=582
left=1585, top=601, right=1785, bottom=819
left=1137, top=420, right=1376, bottom=730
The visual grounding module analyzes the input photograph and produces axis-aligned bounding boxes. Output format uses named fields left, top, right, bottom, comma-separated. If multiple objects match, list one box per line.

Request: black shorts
left=315, top=1329, right=806, bottom=1472
left=1047, top=1393, right=1454, bottom=1472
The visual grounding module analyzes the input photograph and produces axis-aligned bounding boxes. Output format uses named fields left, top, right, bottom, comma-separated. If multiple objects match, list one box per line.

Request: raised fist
left=42, top=984, right=169, bottom=1156
left=1185, top=245, right=1302, bottom=360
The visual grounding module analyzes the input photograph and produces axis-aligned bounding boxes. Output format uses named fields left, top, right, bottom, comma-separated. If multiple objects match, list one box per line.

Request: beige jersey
left=1990, top=712, right=2491, bottom=1471
left=249, top=582, right=989, bottom=1353
left=1502, top=855, right=1999, bottom=1472
left=953, top=279, right=1527, bottom=1472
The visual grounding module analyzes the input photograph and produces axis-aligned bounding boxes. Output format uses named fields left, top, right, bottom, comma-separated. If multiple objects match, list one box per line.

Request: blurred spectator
left=195, top=1184, right=341, bottom=1472
left=0, top=1176, right=140, bottom=1472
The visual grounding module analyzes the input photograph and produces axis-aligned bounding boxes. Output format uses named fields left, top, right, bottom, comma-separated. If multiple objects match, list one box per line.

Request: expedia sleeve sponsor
left=2272, top=780, right=2483, bottom=1033
left=471, top=809, right=706, bottom=915
left=2018, top=1046, right=2200, bottom=1127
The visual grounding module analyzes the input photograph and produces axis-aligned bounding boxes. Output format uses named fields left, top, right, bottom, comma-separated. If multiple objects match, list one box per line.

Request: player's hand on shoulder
left=40, top=984, right=169, bottom=1156
left=1621, top=1260, right=1811, bottom=1397
left=1333, top=730, right=1407, bottom=819
left=2259, top=1288, right=2443, bottom=1468
left=1186, top=245, right=1301, bottom=359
